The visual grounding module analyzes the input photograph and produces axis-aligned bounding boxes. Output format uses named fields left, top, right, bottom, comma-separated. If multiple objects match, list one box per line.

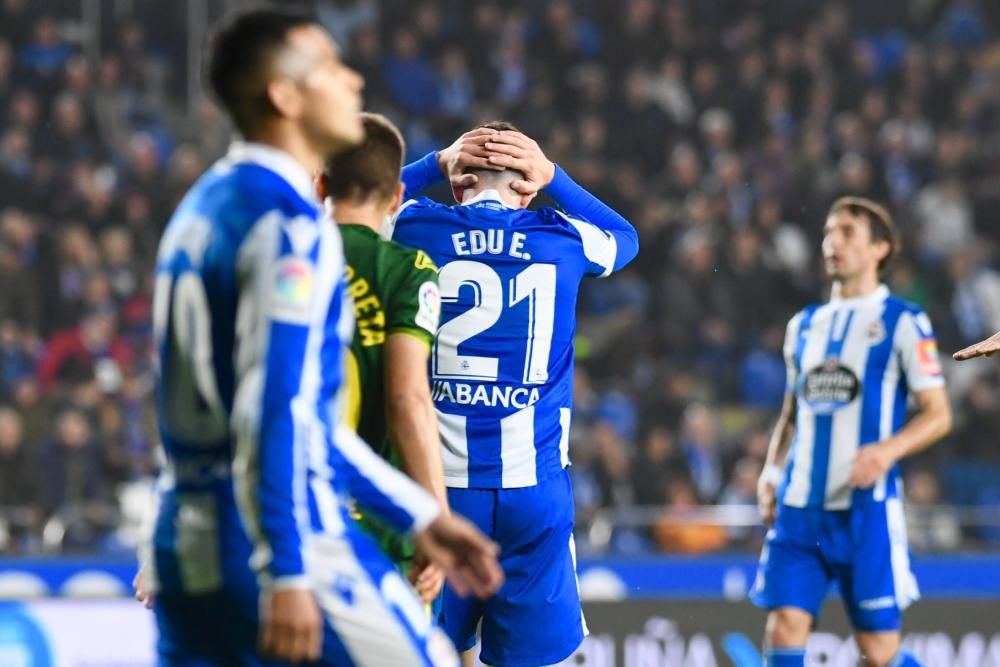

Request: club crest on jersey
left=801, top=357, right=860, bottom=414
left=865, top=319, right=886, bottom=345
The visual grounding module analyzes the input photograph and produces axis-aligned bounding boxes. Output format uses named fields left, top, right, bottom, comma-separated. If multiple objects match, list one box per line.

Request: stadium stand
left=1, top=0, right=1000, bottom=556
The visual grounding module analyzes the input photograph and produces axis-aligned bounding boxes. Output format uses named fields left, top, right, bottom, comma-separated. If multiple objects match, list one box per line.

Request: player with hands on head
left=386, top=122, right=639, bottom=667
left=752, top=197, right=951, bottom=667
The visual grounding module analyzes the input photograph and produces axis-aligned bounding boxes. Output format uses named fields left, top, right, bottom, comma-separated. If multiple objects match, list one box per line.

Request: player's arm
left=758, top=388, right=796, bottom=526
left=954, top=329, right=1000, bottom=360
left=483, top=131, right=639, bottom=274
left=849, top=312, right=953, bottom=489
left=230, top=214, right=319, bottom=592
left=758, top=313, right=802, bottom=525
left=400, top=128, right=501, bottom=199
left=230, top=212, right=325, bottom=662
left=385, top=333, right=448, bottom=508
left=330, top=423, right=503, bottom=599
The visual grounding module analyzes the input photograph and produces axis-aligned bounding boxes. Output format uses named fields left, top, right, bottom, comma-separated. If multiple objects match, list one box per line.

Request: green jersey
left=340, top=223, right=440, bottom=568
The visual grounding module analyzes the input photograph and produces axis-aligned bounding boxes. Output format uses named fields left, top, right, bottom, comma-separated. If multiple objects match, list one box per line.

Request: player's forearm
left=232, top=354, right=310, bottom=584
left=331, top=423, right=441, bottom=535
left=387, top=391, right=449, bottom=510
left=766, top=420, right=795, bottom=468
left=401, top=152, right=443, bottom=199
left=765, top=394, right=797, bottom=468
left=544, top=165, right=639, bottom=270
left=545, top=166, right=634, bottom=235
left=881, top=395, right=952, bottom=463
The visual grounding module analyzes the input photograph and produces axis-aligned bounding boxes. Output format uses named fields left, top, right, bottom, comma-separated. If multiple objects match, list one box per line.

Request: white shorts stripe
left=569, top=534, right=589, bottom=637
left=559, top=408, right=571, bottom=468
left=501, top=406, right=537, bottom=487
left=886, top=494, right=920, bottom=610
left=307, top=536, right=458, bottom=667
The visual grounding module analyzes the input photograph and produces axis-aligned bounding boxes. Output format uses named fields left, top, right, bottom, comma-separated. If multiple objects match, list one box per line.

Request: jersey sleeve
left=895, top=308, right=946, bottom=392
left=544, top=165, right=639, bottom=276
left=231, top=209, right=321, bottom=589
left=386, top=247, right=440, bottom=345
left=783, top=311, right=804, bottom=395
left=401, top=151, right=443, bottom=200
left=329, top=423, right=440, bottom=534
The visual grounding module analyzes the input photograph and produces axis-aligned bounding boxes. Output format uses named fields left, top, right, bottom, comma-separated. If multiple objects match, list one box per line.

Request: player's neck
left=245, top=125, right=324, bottom=183
left=831, top=273, right=881, bottom=301
left=463, top=186, right=521, bottom=209
left=332, top=200, right=387, bottom=232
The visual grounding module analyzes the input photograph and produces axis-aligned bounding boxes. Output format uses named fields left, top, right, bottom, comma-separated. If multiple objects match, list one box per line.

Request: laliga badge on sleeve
left=917, top=339, right=942, bottom=376
left=269, top=257, right=316, bottom=324
left=415, top=281, right=441, bottom=334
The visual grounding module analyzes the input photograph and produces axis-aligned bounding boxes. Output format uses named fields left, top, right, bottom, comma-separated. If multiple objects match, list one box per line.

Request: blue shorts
left=156, top=529, right=457, bottom=666
left=438, top=469, right=586, bottom=667
left=749, top=499, right=920, bottom=632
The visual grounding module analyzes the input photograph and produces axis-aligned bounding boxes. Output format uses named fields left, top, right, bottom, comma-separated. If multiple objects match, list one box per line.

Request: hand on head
left=437, top=128, right=555, bottom=201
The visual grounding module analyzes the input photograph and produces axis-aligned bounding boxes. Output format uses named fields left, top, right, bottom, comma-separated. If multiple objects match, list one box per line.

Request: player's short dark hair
left=477, top=120, right=521, bottom=133
left=828, top=196, right=900, bottom=273
left=205, top=7, right=317, bottom=136
left=322, top=113, right=404, bottom=203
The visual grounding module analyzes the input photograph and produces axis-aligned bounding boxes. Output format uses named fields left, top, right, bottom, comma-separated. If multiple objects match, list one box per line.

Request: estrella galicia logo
left=801, top=358, right=860, bottom=414
left=0, top=602, right=53, bottom=667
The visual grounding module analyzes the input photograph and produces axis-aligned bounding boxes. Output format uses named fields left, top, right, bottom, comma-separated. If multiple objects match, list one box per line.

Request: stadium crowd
left=1, top=0, right=1000, bottom=555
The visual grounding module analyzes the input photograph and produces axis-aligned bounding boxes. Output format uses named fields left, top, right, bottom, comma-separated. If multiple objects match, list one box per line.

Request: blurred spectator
left=631, top=426, right=687, bottom=506
left=0, top=406, right=34, bottom=508
left=740, top=326, right=788, bottom=412
left=948, top=249, right=1000, bottom=347
left=591, top=421, right=635, bottom=509
left=0, top=320, right=33, bottom=399
left=652, top=478, right=728, bottom=554
left=905, top=469, right=962, bottom=551
left=719, top=457, right=763, bottom=545
left=382, top=28, right=439, bottom=114
left=37, top=408, right=105, bottom=514
left=914, top=175, right=975, bottom=263
left=679, top=404, right=724, bottom=502
left=36, top=307, right=132, bottom=395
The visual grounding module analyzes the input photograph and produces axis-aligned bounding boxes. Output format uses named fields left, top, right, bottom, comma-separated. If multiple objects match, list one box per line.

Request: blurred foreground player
left=387, top=124, right=639, bottom=666
left=954, top=330, right=1000, bottom=360
left=752, top=197, right=952, bottom=667
left=144, top=9, right=501, bottom=666
left=316, top=112, right=449, bottom=604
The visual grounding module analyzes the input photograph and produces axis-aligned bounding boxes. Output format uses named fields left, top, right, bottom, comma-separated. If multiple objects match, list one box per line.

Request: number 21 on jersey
left=434, top=260, right=555, bottom=385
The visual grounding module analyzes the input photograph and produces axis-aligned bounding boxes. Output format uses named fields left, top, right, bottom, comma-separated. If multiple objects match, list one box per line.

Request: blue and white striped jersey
left=779, top=285, right=945, bottom=510
left=387, top=155, right=639, bottom=489
left=145, top=142, right=439, bottom=596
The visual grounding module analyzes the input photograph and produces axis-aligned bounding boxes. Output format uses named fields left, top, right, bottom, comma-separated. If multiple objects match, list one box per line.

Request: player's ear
left=874, top=238, right=891, bottom=265
left=314, top=173, right=327, bottom=201
left=266, top=77, right=303, bottom=119
left=451, top=184, right=465, bottom=204
left=519, top=191, right=537, bottom=209
left=386, top=182, right=405, bottom=214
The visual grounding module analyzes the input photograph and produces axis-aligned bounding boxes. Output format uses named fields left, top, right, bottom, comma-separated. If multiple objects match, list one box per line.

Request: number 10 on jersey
left=434, top=260, right=556, bottom=385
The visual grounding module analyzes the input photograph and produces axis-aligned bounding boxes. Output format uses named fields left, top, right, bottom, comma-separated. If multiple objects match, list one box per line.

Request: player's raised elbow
left=610, top=225, right=640, bottom=274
